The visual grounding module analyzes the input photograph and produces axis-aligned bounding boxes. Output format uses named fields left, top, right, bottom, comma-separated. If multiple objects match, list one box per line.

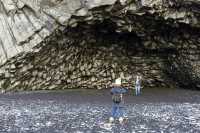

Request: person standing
left=109, top=78, right=128, bottom=124
left=135, top=75, right=142, bottom=96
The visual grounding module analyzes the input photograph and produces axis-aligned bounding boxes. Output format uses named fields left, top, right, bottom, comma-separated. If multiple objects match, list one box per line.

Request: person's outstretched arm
left=110, top=87, right=116, bottom=95
left=120, top=87, right=129, bottom=94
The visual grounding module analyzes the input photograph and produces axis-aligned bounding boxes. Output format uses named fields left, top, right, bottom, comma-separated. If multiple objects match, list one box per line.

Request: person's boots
left=119, top=117, right=124, bottom=124
left=109, top=117, right=114, bottom=123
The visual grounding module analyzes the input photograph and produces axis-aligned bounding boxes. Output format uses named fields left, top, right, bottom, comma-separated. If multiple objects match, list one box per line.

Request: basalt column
left=0, top=0, right=199, bottom=92
left=0, top=25, right=172, bottom=91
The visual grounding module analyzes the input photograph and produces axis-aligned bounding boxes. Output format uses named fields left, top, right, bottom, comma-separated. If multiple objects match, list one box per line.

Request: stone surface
left=0, top=0, right=200, bottom=91
left=0, top=89, right=200, bottom=132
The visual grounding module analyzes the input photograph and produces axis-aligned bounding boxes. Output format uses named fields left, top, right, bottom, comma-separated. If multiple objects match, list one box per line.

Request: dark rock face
left=0, top=0, right=199, bottom=91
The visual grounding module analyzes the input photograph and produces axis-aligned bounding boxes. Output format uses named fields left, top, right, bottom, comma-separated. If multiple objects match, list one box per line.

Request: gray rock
left=0, top=0, right=199, bottom=91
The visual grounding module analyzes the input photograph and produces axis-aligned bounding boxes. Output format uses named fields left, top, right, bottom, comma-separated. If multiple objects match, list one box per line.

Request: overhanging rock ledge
left=0, top=0, right=199, bottom=91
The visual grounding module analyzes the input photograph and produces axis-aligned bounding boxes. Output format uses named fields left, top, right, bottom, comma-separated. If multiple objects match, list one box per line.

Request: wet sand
left=1, top=88, right=200, bottom=104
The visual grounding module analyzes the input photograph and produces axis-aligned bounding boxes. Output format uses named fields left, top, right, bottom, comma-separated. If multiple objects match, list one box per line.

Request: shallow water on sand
left=0, top=88, right=200, bottom=133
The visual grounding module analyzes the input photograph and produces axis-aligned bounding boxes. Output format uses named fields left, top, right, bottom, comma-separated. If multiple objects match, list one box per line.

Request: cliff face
left=0, top=0, right=199, bottom=91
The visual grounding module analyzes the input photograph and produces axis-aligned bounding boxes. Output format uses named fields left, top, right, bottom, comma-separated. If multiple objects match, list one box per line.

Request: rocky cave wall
left=0, top=0, right=199, bottom=92
left=0, top=25, right=172, bottom=91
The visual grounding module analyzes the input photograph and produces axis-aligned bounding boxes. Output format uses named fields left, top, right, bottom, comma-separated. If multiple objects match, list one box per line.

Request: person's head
left=112, top=78, right=121, bottom=87
left=136, top=75, right=142, bottom=80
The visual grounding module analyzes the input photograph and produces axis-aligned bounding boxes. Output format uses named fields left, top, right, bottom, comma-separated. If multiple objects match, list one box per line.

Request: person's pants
left=111, top=103, right=124, bottom=118
left=135, top=85, right=141, bottom=95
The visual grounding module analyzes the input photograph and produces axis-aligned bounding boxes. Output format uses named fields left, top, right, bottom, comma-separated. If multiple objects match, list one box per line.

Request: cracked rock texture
left=0, top=0, right=199, bottom=91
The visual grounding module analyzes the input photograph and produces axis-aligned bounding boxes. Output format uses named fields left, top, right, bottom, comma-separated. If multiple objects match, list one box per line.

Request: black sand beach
left=0, top=88, right=200, bottom=133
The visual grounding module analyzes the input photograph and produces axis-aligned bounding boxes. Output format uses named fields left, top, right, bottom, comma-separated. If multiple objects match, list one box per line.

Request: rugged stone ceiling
left=0, top=0, right=200, bottom=91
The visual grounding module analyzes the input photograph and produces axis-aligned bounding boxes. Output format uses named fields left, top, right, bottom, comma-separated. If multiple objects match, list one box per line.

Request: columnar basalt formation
left=0, top=0, right=199, bottom=92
